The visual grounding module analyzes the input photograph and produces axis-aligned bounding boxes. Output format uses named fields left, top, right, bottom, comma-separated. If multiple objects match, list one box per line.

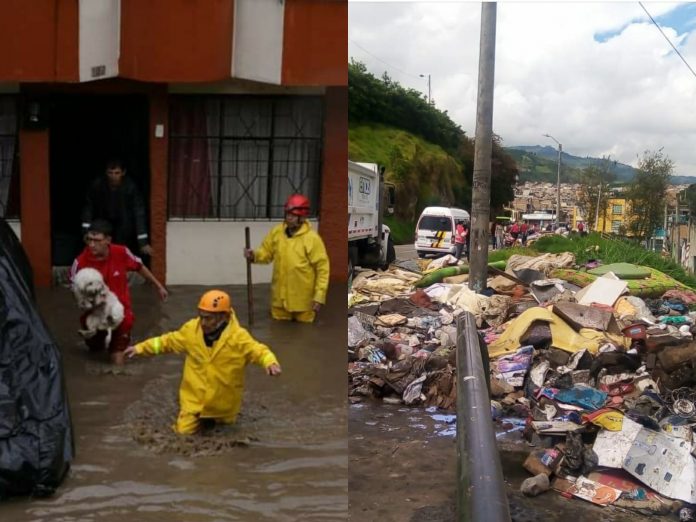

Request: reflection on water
left=3, top=284, right=347, bottom=522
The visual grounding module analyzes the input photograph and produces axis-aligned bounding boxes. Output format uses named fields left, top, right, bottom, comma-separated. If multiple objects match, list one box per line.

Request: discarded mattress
left=413, top=261, right=507, bottom=288
left=587, top=263, right=651, bottom=280
left=487, top=307, right=630, bottom=359
left=549, top=267, right=691, bottom=298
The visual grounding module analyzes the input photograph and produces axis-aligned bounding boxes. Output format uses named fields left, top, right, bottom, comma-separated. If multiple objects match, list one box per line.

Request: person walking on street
left=510, top=221, right=520, bottom=245
left=244, top=194, right=329, bottom=323
left=520, top=221, right=529, bottom=247
left=495, top=222, right=504, bottom=250
left=454, top=220, right=466, bottom=259
left=82, top=159, right=153, bottom=257
left=125, top=290, right=281, bottom=435
left=70, top=220, right=168, bottom=365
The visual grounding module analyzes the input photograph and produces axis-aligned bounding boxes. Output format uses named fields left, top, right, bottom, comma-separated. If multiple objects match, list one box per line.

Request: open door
left=49, top=95, right=149, bottom=266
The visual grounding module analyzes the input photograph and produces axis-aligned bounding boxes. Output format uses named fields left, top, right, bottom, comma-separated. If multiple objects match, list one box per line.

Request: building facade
left=0, top=0, right=347, bottom=287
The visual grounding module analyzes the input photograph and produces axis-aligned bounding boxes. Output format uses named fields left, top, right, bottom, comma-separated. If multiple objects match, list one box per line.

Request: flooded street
left=349, top=402, right=657, bottom=522
left=3, top=283, right=347, bottom=521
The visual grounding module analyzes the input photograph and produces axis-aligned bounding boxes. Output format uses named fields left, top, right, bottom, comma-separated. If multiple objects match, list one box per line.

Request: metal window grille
left=0, top=96, right=20, bottom=219
left=168, top=95, right=323, bottom=220
left=612, top=204, right=622, bottom=215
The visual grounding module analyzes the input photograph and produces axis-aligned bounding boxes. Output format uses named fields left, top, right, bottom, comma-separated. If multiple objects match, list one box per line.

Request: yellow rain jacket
left=133, top=314, right=279, bottom=421
left=254, top=221, right=330, bottom=312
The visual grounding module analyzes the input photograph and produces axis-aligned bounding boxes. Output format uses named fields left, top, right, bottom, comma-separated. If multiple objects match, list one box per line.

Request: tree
left=576, top=158, right=614, bottom=231
left=625, top=150, right=673, bottom=241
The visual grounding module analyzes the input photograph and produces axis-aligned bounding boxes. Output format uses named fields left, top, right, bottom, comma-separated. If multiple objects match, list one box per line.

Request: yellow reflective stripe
left=153, top=337, right=162, bottom=355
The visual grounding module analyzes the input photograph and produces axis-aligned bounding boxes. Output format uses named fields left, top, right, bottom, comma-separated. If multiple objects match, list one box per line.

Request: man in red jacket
left=70, top=220, right=168, bottom=365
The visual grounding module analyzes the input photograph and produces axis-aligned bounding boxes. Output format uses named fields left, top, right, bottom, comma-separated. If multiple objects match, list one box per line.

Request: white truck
left=348, top=161, right=395, bottom=278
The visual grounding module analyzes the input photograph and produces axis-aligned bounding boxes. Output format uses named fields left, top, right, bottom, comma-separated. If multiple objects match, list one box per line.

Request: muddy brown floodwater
left=348, top=402, right=660, bottom=522
left=3, top=283, right=348, bottom=521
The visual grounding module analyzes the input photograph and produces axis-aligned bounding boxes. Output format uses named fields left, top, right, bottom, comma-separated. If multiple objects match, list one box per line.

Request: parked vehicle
left=414, top=206, right=470, bottom=258
left=348, top=161, right=396, bottom=278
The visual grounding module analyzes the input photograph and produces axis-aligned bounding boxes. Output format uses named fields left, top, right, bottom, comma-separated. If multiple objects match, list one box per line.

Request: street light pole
left=543, top=134, right=562, bottom=229
left=420, top=73, right=431, bottom=104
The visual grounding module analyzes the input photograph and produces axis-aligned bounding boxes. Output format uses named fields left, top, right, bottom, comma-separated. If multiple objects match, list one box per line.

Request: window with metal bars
left=168, top=95, right=323, bottom=220
left=0, top=96, right=20, bottom=219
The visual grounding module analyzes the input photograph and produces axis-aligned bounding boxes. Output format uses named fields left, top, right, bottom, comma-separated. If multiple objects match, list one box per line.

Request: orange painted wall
left=120, top=0, right=234, bottom=82
left=0, top=0, right=78, bottom=82
left=320, top=87, right=348, bottom=282
left=20, top=130, right=52, bottom=287
left=282, top=0, right=347, bottom=86
left=148, top=92, right=169, bottom=284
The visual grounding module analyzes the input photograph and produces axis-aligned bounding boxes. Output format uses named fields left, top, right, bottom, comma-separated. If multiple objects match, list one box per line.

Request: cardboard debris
left=624, top=425, right=696, bottom=504
left=552, top=302, right=620, bottom=334
left=568, top=475, right=623, bottom=506
left=530, top=420, right=584, bottom=434
left=576, top=274, right=627, bottom=307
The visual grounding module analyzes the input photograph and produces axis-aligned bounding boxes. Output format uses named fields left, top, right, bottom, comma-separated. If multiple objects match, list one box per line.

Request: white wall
left=231, top=0, right=285, bottom=84
left=7, top=220, right=20, bottom=240
left=79, top=0, right=120, bottom=82
left=166, top=220, right=318, bottom=285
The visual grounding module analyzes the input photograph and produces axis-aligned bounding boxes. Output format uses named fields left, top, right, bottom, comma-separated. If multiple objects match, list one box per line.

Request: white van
left=414, top=206, right=470, bottom=257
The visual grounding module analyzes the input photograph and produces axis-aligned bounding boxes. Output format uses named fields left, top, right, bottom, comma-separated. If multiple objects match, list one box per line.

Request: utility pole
left=420, top=73, right=431, bottom=104
left=468, top=4, right=496, bottom=295
left=594, top=181, right=602, bottom=232
left=543, top=134, right=562, bottom=229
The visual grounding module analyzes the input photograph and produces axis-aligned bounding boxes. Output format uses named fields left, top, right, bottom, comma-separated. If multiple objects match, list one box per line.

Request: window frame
left=167, top=94, right=325, bottom=221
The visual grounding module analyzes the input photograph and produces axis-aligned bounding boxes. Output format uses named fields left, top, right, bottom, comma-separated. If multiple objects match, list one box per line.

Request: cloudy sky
left=349, top=1, right=696, bottom=177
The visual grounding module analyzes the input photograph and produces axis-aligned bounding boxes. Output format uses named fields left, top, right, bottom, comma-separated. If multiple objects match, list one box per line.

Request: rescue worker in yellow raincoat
left=124, top=290, right=281, bottom=435
left=244, top=193, right=329, bottom=323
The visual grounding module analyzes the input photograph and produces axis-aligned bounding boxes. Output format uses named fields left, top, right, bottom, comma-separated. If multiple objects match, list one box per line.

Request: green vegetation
left=625, top=150, right=673, bottom=241
left=505, top=148, right=582, bottom=183
left=531, top=233, right=696, bottom=288
left=349, top=61, right=518, bottom=240
left=384, top=215, right=416, bottom=245
left=487, top=246, right=535, bottom=264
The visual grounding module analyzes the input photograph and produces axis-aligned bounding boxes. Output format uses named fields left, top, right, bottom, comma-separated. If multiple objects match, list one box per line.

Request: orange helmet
left=198, top=290, right=231, bottom=313
left=284, top=194, right=310, bottom=217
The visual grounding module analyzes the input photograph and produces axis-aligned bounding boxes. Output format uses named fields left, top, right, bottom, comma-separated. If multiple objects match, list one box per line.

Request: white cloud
left=349, top=1, right=696, bottom=176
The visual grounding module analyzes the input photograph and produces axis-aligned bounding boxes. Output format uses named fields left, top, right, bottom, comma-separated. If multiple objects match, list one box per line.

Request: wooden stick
left=245, top=227, right=254, bottom=325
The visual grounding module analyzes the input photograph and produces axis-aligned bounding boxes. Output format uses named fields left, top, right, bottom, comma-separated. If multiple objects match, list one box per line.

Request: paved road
left=395, top=243, right=416, bottom=260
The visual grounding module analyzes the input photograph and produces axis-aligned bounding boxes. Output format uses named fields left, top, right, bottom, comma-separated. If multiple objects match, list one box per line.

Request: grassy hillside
left=349, top=124, right=452, bottom=167
left=505, top=147, right=583, bottom=183
left=349, top=123, right=469, bottom=244
left=506, top=145, right=638, bottom=182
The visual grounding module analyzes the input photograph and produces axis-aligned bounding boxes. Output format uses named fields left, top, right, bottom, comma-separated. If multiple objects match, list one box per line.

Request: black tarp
left=0, top=218, right=74, bottom=498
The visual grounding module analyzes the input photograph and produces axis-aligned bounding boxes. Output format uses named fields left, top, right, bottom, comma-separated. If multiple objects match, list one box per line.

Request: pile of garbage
left=348, top=252, right=696, bottom=518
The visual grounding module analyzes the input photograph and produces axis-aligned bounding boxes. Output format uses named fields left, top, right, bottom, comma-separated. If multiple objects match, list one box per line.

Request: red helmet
left=284, top=194, right=310, bottom=217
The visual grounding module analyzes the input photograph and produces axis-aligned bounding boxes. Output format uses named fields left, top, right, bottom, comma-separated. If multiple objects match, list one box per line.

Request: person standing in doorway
left=244, top=194, right=330, bottom=323
left=70, top=220, right=168, bottom=365
left=81, top=159, right=153, bottom=258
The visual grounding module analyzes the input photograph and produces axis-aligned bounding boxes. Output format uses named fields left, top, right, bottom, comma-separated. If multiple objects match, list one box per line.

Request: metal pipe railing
left=456, top=311, right=511, bottom=521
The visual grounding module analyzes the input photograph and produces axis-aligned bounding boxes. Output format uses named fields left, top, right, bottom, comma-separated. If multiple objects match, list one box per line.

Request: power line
left=349, top=39, right=422, bottom=80
left=639, top=2, right=696, bottom=79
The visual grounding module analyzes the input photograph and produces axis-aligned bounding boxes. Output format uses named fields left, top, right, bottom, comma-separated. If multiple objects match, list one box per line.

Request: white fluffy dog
left=72, top=267, right=124, bottom=347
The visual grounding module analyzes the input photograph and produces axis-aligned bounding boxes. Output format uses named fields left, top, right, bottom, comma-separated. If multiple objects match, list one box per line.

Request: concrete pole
left=594, top=181, right=602, bottom=232
left=556, top=144, right=562, bottom=228
left=468, top=2, right=497, bottom=294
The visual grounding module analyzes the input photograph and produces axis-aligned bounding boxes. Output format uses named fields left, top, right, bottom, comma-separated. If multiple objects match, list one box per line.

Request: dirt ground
left=348, top=402, right=666, bottom=522
left=3, top=283, right=348, bottom=521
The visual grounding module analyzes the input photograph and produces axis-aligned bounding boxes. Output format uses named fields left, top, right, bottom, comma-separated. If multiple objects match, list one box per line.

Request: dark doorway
left=49, top=95, right=149, bottom=266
